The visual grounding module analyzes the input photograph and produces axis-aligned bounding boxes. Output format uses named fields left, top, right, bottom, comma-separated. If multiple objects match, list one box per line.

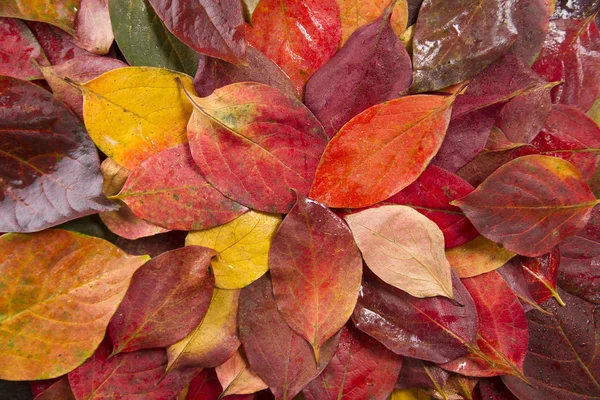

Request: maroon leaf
left=518, top=247, right=563, bottom=305
left=503, top=289, right=600, bottom=399
left=559, top=206, right=600, bottom=304
left=352, top=272, right=478, bottom=364
left=532, top=16, right=600, bottom=111
left=508, top=0, right=553, bottom=64
left=303, top=325, right=403, bottom=400
left=193, top=46, right=296, bottom=98
left=68, top=338, right=198, bottom=399
left=0, top=76, right=115, bottom=232
left=26, top=22, right=93, bottom=65
left=33, top=377, right=74, bottom=400
left=108, top=246, right=216, bottom=354
left=497, top=260, right=546, bottom=313
left=441, top=271, right=529, bottom=378
left=384, top=165, right=478, bottom=248
left=238, top=275, right=340, bottom=400
left=147, top=0, right=245, bottom=64
left=304, top=5, right=412, bottom=138
left=475, top=377, right=519, bottom=400
left=185, top=369, right=222, bottom=400
left=396, top=358, right=450, bottom=390
left=115, top=231, right=187, bottom=258
left=0, top=18, right=49, bottom=80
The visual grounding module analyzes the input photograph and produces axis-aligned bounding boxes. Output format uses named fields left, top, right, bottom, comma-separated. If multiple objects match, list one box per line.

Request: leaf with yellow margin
left=0, top=0, right=80, bottom=35
left=0, top=229, right=149, bottom=380
left=186, top=211, right=281, bottom=289
left=390, top=389, right=432, bottom=400
left=80, top=67, right=195, bottom=170
left=446, top=236, right=516, bottom=278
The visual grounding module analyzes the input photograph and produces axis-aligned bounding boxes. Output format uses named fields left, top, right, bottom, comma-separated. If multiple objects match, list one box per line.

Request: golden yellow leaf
left=337, top=0, right=408, bottom=45
left=446, top=236, right=516, bottom=278
left=186, top=211, right=281, bottom=289
left=167, top=288, right=240, bottom=371
left=80, top=67, right=195, bottom=170
left=390, top=388, right=432, bottom=400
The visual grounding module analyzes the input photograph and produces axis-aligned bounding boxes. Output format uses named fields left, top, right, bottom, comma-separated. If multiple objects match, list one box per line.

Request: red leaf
left=269, top=193, right=362, bottom=360
left=0, top=76, right=115, bottom=232
left=519, top=247, right=563, bottom=305
left=147, top=0, right=246, bottom=64
left=503, top=289, right=600, bottom=399
left=115, top=231, right=187, bottom=258
left=304, top=5, right=412, bottom=138
left=441, top=271, right=529, bottom=378
left=0, top=18, right=49, bottom=80
left=26, top=21, right=93, bottom=65
left=532, top=17, right=600, bottom=111
left=303, top=324, right=403, bottom=400
left=116, top=144, right=247, bottom=231
left=497, top=260, right=546, bottom=313
left=68, top=338, right=198, bottom=399
left=108, top=246, right=216, bottom=354
left=185, top=83, right=328, bottom=213
left=475, top=377, right=519, bottom=400
left=185, top=369, right=222, bottom=400
left=452, top=155, right=598, bottom=257
left=33, top=377, right=74, bottom=400
left=246, top=0, right=341, bottom=94
left=310, top=94, right=453, bottom=208
left=385, top=165, right=478, bottom=248
left=352, top=272, right=478, bottom=364
left=238, top=275, right=340, bottom=400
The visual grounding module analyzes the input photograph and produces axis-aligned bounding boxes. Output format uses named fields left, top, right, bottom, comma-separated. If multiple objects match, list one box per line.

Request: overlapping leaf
left=74, top=0, right=114, bottom=54
left=26, top=21, right=92, bottom=65
left=0, top=18, right=48, bottom=80
left=507, top=0, right=553, bottom=65
left=518, top=247, right=564, bottom=305
left=337, top=0, right=408, bottom=44
left=215, top=350, right=268, bottom=397
left=396, top=358, right=450, bottom=391
left=446, top=236, right=516, bottom=278
left=0, top=0, right=79, bottom=34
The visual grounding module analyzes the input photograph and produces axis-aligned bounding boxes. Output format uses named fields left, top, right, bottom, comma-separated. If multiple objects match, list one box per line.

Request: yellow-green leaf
left=0, top=0, right=80, bottom=35
left=446, top=236, right=516, bottom=278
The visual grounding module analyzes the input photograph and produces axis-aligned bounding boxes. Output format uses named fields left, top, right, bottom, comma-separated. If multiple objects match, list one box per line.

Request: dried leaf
left=216, top=350, right=268, bottom=397
left=446, top=236, right=516, bottom=278
left=0, top=18, right=49, bottom=80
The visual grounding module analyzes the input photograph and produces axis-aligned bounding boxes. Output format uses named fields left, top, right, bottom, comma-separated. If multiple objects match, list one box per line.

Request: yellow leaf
left=81, top=67, right=195, bottom=170
left=186, top=211, right=281, bottom=289
left=446, top=236, right=516, bottom=278
left=167, top=288, right=240, bottom=371
left=337, top=0, right=408, bottom=45
left=390, top=388, right=432, bottom=400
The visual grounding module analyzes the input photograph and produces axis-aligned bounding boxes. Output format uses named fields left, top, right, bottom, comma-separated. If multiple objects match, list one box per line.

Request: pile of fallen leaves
left=1, top=0, right=599, bottom=399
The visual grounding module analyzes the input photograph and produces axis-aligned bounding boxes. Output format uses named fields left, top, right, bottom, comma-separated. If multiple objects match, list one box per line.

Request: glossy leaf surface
left=81, top=66, right=195, bottom=170
left=186, top=82, right=328, bottom=213
left=246, top=0, right=341, bottom=93
left=0, top=0, right=79, bottom=34
left=215, top=350, right=268, bottom=397
left=147, top=0, right=245, bottom=64
left=346, top=205, right=453, bottom=298
left=0, top=76, right=115, bottom=233
left=116, top=144, right=247, bottom=231
left=453, top=155, right=598, bottom=257
left=0, top=18, right=48, bottom=80
left=352, top=273, right=478, bottom=363
left=310, top=94, right=453, bottom=208
left=303, top=324, right=403, bottom=400
left=109, top=246, right=216, bottom=354
left=0, top=230, right=149, bottom=380
left=446, top=236, right=516, bottom=278
left=186, top=211, right=281, bottom=289
left=269, top=193, right=362, bottom=359
left=238, top=275, right=340, bottom=400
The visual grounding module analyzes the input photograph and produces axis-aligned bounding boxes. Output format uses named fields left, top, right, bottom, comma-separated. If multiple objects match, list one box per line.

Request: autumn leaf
left=518, top=247, right=564, bottom=306
left=33, top=377, right=75, bottom=400
left=446, top=236, right=516, bottom=278
left=0, top=18, right=49, bottom=80
left=396, top=358, right=450, bottom=391
left=215, top=349, right=268, bottom=397
left=345, top=205, right=454, bottom=299
left=0, top=0, right=80, bottom=34
left=0, top=229, right=149, bottom=380
left=507, top=0, right=553, bottom=65
left=26, top=21, right=92, bottom=64
left=74, top=0, right=114, bottom=54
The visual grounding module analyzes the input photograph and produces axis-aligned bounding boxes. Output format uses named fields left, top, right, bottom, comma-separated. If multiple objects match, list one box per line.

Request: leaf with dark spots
left=452, top=155, right=598, bottom=257
left=108, top=246, right=216, bottom=354
left=517, top=247, right=563, bottom=306
left=441, top=271, right=529, bottom=378
left=0, top=0, right=80, bottom=35
left=194, top=46, right=297, bottom=98
left=0, top=76, right=116, bottom=233
left=531, top=104, right=600, bottom=182
left=304, top=4, right=412, bottom=138
left=269, top=193, right=362, bottom=361
left=507, top=0, right=553, bottom=65
left=384, top=165, right=478, bottom=248
left=115, top=144, right=248, bottom=231
left=410, top=0, right=518, bottom=92
left=352, top=272, right=478, bottom=364
left=532, top=16, right=600, bottom=111
left=68, top=338, right=198, bottom=400
left=147, top=0, right=246, bottom=64
left=559, top=206, right=600, bottom=304
left=185, top=82, right=328, bottom=214
left=0, top=18, right=49, bottom=80
left=503, top=289, right=600, bottom=400
left=26, top=21, right=93, bottom=65
left=303, top=324, right=403, bottom=400
left=396, top=358, right=450, bottom=391
left=238, top=275, right=340, bottom=400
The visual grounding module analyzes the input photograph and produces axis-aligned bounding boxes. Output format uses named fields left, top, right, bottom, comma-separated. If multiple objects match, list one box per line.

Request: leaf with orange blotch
left=246, top=0, right=342, bottom=94
left=452, top=155, right=599, bottom=257
left=517, top=247, right=564, bottom=306
left=238, top=275, right=340, bottom=400
left=108, top=246, right=216, bottom=355
left=215, top=350, right=267, bottom=397
left=114, top=144, right=248, bottom=231
left=68, top=338, right=198, bottom=399
left=185, top=82, right=328, bottom=214
left=303, top=324, right=404, bottom=400
left=167, top=288, right=241, bottom=371
left=337, top=0, right=408, bottom=44
left=0, top=18, right=49, bottom=80
left=269, top=192, right=362, bottom=361
left=345, top=205, right=454, bottom=299
left=310, top=94, right=453, bottom=208
left=0, top=229, right=149, bottom=380
left=441, top=271, right=529, bottom=378
left=0, top=0, right=80, bottom=35
left=446, top=236, right=516, bottom=278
